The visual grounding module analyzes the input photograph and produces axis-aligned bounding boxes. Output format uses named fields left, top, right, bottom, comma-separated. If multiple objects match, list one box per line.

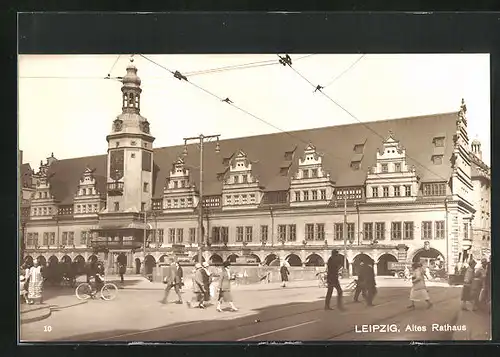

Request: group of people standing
left=160, top=259, right=238, bottom=312
left=461, top=257, right=491, bottom=312
left=20, top=258, right=44, bottom=305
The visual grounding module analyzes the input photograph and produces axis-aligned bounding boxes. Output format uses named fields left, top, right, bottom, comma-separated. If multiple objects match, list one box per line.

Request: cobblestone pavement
left=19, top=282, right=489, bottom=342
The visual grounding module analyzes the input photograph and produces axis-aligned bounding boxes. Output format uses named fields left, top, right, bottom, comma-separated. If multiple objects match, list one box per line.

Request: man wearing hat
left=216, top=261, right=238, bottom=312
left=160, top=257, right=183, bottom=304
left=201, top=262, right=212, bottom=304
left=324, top=249, right=345, bottom=311
left=186, top=263, right=207, bottom=309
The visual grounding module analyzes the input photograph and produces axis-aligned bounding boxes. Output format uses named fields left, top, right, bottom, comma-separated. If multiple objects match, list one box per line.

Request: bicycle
left=316, top=271, right=328, bottom=288
left=75, top=276, right=118, bottom=301
left=344, top=279, right=358, bottom=293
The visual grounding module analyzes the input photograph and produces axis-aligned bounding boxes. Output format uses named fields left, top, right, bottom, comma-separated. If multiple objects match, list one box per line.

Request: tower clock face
left=110, top=150, right=124, bottom=180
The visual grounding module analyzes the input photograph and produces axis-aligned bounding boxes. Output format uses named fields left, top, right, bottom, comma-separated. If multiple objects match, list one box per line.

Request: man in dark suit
left=324, top=249, right=345, bottom=311
left=357, top=262, right=377, bottom=306
left=160, top=258, right=183, bottom=304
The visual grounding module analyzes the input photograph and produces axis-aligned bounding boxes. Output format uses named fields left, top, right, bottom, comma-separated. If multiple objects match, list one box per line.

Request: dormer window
left=350, top=161, right=360, bottom=170
left=432, top=155, right=443, bottom=165
left=381, top=164, right=388, bottom=173
left=433, top=136, right=445, bottom=147
left=173, top=181, right=178, bottom=189
left=394, top=163, right=401, bottom=172
left=284, top=151, right=294, bottom=160
left=233, top=176, right=239, bottom=184
left=223, top=157, right=231, bottom=165
left=311, top=168, right=318, bottom=178
left=242, top=175, right=248, bottom=183
left=353, top=144, right=364, bottom=154
left=303, top=169, right=309, bottom=179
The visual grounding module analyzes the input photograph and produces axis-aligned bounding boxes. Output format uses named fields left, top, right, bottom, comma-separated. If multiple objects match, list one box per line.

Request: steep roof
left=40, top=112, right=458, bottom=205
left=20, top=163, right=32, bottom=188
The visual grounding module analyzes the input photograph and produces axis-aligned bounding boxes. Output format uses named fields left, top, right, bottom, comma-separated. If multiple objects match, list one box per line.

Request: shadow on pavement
left=54, top=287, right=407, bottom=342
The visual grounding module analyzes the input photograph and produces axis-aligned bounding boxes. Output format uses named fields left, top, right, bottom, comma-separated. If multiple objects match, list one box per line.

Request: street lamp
left=183, top=134, right=221, bottom=264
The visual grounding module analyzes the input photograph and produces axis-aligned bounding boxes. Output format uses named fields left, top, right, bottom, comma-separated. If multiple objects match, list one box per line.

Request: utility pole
left=343, top=193, right=348, bottom=277
left=183, top=134, right=221, bottom=264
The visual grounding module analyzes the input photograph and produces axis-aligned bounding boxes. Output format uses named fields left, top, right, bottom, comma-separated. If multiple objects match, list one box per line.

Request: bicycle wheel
left=101, top=283, right=118, bottom=301
left=75, top=283, right=93, bottom=300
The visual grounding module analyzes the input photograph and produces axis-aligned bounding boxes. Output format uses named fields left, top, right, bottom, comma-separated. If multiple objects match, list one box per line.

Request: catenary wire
left=139, top=54, right=433, bottom=186
left=277, top=53, right=452, bottom=183
left=107, top=55, right=122, bottom=77
left=323, top=54, right=366, bottom=88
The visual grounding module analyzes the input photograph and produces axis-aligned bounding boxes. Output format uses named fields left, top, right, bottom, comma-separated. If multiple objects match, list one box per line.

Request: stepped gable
left=41, top=112, right=457, bottom=205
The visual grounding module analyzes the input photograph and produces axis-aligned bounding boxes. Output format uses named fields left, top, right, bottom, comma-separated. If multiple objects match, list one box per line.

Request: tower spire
left=121, top=55, right=142, bottom=114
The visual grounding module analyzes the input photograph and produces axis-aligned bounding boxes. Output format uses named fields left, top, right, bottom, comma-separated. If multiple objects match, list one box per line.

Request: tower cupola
left=121, top=56, right=142, bottom=114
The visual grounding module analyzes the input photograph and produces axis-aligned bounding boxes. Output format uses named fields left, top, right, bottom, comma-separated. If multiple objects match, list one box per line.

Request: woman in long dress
left=407, top=262, right=432, bottom=309
left=216, top=261, right=238, bottom=312
left=27, top=259, right=44, bottom=305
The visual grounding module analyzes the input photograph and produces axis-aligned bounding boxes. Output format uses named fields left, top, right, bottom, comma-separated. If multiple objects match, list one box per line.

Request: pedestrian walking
left=118, top=262, right=126, bottom=284
left=160, top=258, right=183, bottom=304
left=354, top=262, right=377, bottom=306
left=471, top=258, right=488, bottom=311
left=461, top=259, right=477, bottom=311
left=26, top=258, right=44, bottom=305
left=19, top=274, right=29, bottom=304
left=280, top=261, right=290, bottom=287
left=407, top=262, right=432, bottom=309
left=324, top=249, right=345, bottom=311
left=201, top=262, right=212, bottom=305
left=186, top=263, right=206, bottom=309
left=216, top=261, right=238, bottom=312
left=479, top=258, right=491, bottom=310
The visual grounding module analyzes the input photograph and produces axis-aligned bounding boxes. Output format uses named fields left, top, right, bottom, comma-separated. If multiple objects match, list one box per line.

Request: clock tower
left=105, top=57, right=155, bottom=213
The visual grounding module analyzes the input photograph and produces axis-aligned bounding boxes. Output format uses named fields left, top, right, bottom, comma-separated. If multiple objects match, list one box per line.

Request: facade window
left=372, top=187, right=379, bottom=198
left=43, top=207, right=47, bottom=215
left=62, top=232, right=68, bottom=245
left=260, top=225, right=268, bottom=242
left=27, top=233, right=33, bottom=246
left=49, top=232, right=55, bottom=245
left=383, top=186, right=389, bottom=197
left=173, top=181, right=178, bottom=189
left=303, top=191, right=309, bottom=201
left=212, top=227, right=220, bottom=243
left=422, top=221, right=433, bottom=239
left=463, top=222, right=469, bottom=240
left=180, top=198, right=186, bottom=207
left=114, top=202, right=119, bottom=212
left=189, top=228, right=195, bottom=244
left=166, top=200, right=172, bottom=209
left=312, top=190, right=318, bottom=200
left=305, top=223, right=315, bottom=241
left=33, top=233, right=38, bottom=246
left=152, top=199, right=163, bottom=210
left=405, top=185, right=411, bottom=197
left=394, top=186, right=400, bottom=197
left=302, top=169, right=309, bottom=179
left=225, top=195, right=232, bottom=205
left=242, top=175, right=248, bottom=183
left=250, top=194, right=256, bottom=204
left=381, top=164, right=388, bottom=173
left=176, top=228, right=183, bottom=243
left=245, top=226, right=253, bottom=242
left=432, top=155, right=443, bottom=165
left=320, top=189, right=326, bottom=200
left=221, top=227, right=229, bottom=244
left=311, top=168, right=318, bottom=178
left=143, top=182, right=149, bottom=192
left=288, top=224, right=296, bottom=241
left=435, top=221, right=445, bottom=239
left=234, top=195, right=240, bottom=205
left=347, top=223, right=355, bottom=241
left=391, top=222, right=402, bottom=240
left=363, top=223, right=373, bottom=241
left=43, top=232, right=48, bottom=246
left=423, top=183, right=446, bottom=196
left=434, top=137, right=445, bottom=147
left=242, top=195, right=247, bottom=204
left=236, top=226, right=244, bottom=242
left=68, top=232, right=74, bottom=246
left=173, top=199, right=178, bottom=208
left=141, top=202, right=146, bottom=211
left=156, top=229, right=164, bottom=243
left=334, top=223, right=343, bottom=241
left=168, top=228, right=175, bottom=243
left=233, top=175, right=239, bottom=184
left=295, top=191, right=301, bottom=202
left=316, top=224, right=325, bottom=240
left=394, top=163, right=401, bottom=172
left=350, top=161, right=360, bottom=170
left=403, top=222, right=414, bottom=240
left=278, top=225, right=287, bottom=242
left=187, top=197, right=193, bottom=206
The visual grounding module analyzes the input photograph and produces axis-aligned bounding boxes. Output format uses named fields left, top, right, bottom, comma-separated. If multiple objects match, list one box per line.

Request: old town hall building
left=19, top=59, right=491, bottom=276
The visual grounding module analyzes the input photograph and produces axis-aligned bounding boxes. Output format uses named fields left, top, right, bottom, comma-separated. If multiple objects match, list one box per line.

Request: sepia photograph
left=18, top=53, right=491, bottom=342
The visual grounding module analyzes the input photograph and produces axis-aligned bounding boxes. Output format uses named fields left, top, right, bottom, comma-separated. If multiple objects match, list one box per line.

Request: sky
left=18, top=54, right=490, bottom=170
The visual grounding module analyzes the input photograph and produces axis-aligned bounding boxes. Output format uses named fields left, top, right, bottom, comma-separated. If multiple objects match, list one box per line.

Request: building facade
left=20, top=59, right=490, bottom=276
